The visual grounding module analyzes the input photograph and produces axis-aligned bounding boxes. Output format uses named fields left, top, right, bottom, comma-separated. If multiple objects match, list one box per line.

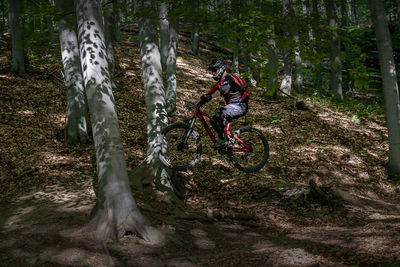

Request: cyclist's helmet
left=208, top=58, right=226, bottom=81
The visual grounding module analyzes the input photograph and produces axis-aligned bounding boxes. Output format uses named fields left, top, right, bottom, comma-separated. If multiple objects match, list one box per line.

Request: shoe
left=212, top=138, right=226, bottom=148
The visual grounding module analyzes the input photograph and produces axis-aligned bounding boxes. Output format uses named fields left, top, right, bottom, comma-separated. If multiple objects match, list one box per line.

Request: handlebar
left=186, top=102, right=202, bottom=110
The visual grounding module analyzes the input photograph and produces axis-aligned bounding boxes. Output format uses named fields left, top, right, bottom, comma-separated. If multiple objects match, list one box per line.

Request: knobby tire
left=228, top=126, right=269, bottom=173
left=159, top=123, right=202, bottom=171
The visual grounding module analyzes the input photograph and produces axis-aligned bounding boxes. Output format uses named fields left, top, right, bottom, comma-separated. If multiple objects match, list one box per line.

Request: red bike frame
left=193, top=107, right=251, bottom=152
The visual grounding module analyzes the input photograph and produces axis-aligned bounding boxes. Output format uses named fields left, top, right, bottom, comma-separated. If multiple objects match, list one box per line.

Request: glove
left=200, top=94, right=212, bottom=103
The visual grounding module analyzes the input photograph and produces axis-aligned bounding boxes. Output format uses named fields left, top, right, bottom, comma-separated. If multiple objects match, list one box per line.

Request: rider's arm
left=206, top=81, right=220, bottom=95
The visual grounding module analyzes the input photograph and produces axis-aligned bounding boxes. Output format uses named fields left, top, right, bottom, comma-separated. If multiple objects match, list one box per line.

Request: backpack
left=230, top=73, right=250, bottom=101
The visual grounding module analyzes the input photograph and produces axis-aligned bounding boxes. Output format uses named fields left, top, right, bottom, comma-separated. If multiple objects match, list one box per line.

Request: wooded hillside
left=1, top=0, right=400, bottom=266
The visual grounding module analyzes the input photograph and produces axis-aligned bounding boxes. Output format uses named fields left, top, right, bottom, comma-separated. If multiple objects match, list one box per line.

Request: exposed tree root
left=89, top=201, right=164, bottom=245
left=172, top=209, right=258, bottom=223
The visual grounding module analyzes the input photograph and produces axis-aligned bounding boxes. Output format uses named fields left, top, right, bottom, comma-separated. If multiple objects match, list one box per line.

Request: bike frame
left=188, top=106, right=251, bottom=152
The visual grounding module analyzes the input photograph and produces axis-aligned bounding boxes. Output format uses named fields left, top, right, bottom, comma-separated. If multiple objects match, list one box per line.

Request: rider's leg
left=211, top=108, right=225, bottom=139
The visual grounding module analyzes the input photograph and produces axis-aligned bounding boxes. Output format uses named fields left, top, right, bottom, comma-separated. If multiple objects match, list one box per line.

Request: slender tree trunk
left=279, top=0, right=293, bottom=96
left=56, top=0, right=90, bottom=144
left=191, top=0, right=200, bottom=55
left=112, top=1, right=121, bottom=42
left=0, top=0, right=3, bottom=35
left=7, top=0, right=25, bottom=75
left=370, top=0, right=400, bottom=180
left=325, top=0, right=343, bottom=99
left=397, top=0, right=400, bottom=32
left=232, top=46, right=240, bottom=73
left=294, top=33, right=303, bottom=92
left=75, top=0, right=159, bottom=243
left=191, top=24, right=199, bottom=55
left=165, top=19, right=178, bottom=115
left=159, top=2, right=169, bottom=70
left=47, top=0, right=56, bottom=44
left=302, top=0, right=313, bottom=41
left=102, top=0, right=116, bottom=89
left=267, top=24, right=279, bottom=95
left=133, top=0, right=181, bottom=204
left=312, top=0, right=322, bottom=90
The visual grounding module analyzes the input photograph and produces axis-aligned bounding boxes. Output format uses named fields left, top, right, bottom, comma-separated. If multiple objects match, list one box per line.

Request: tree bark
left=165, top=19, right=178, bottom=115
left=0, top=0, right=4, bottom=35
left=397, top=0, right=400, bottom=32
left=267, top=24, right=279, bottom=95
left=279, top=0, right=293, bottom=97
left=191, top=0, right=200, bottom=55
left=75, top=0, right=159, bottom=243
left=370, top=0, right=400, bottom=180
left=134, top=0, right=181, bottom=204
left=159, top=2, right=169, bottom=70
left=102, top=0, right=116, bottom=89
left=312, top=0, right=322, bottom=90
left=56, top=0, right=90, bottom=144
left=325, top=0, right=343, bottom=99
left=7, top=0, right=25, bottom=75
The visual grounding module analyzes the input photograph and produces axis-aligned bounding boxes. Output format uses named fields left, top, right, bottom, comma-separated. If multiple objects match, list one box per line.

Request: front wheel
left=159, top=123, right=202, bottom=171
left=228, top=127, right=269, bottom=173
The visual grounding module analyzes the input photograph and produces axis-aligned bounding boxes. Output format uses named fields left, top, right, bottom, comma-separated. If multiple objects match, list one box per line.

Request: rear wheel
left=159, top=123, right=202, bottom=171
left=228, top=127, right=269, bottom=173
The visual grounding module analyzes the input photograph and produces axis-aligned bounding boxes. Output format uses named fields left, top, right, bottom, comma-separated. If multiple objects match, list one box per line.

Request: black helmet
left=207, top=58, right=226, bottom=81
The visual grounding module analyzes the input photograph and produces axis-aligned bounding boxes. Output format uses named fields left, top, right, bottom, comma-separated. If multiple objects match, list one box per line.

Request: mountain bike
left=158, top=101, right=269, bottom=173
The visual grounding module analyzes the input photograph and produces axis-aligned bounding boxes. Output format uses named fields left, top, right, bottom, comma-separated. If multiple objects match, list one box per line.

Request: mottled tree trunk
left=133, top=0, right=181, bottom=204
left=191, top=0, right=200, bottom=55
left=56, top=0, right=90, bottom=144
left=279, top=0, right=292, bottom=97
left=165, top=19, right=178, bottom=115
left=302, top=0, right=313, bottom=41
left=370, top=0, right=400, bottom=180
left=325, top=0, right=343, bottom=99
left=102, top=0, right=116, bottom=89
left=294, top=33, right=303, bottom=93
left=312, top=0, right=322, bottom=90
left=267, top=24, right=279, bottom=95
left=7, top=0, right=25, bottom=75
left=75, top=0, right=159, bottom=243
left=232, top=47, right=240, bottom=73
left=159, top=2, right=169, bottom=70
left=397, top=0, right=400, bottom=32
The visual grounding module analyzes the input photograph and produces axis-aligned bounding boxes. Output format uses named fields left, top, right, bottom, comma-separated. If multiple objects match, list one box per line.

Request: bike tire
left=159, top=123, right=202, bottom=171
left=228, top=126, right=269, bottom=173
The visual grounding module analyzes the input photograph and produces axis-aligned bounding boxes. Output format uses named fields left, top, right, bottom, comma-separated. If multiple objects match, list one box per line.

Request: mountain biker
left=200, top=58, right=249, bottom=147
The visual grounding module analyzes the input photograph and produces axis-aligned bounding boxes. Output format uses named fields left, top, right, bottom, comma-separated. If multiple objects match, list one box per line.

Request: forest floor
left=1, top=27, right=400, bottom=266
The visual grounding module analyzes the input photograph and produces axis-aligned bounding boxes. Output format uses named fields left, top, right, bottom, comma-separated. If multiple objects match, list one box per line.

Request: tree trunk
left=232, top=46, right=240, bottom=73
left=159, top=2, right=169, bottom=70
left=294, top=33, right=303, bottom=93
left=56, top=0, right=90, bottom=144
left=325, top=0, right=343, bottom=99
left=397, top=0, right=400, bottom=32
left=75, top=0, right=159, bottom=243
left=191, top=0, right=200, bottom=55
left=312, top=0, right=322, bottom=90
left=7, top=0, right=25, bottom=75
left=102, top=0, right=116, bottom=89
left=165, top=19, right=178, bottom=116
left=370, top=0, right=400, bottom=180
left=0, top=0, right=4, bottom=35
left=134, top=0, right=181, bottom=204
left=279, top=0, right=293, bottom=97
left=267, top=24, right=279, bottom=95
left=302, top=0, right=313, bottom=41
left=112, top=2, right=121, bottom=42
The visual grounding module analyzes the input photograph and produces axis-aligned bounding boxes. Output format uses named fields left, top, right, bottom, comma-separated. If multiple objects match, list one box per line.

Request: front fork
left=179, top=117, right=196, bottom=150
